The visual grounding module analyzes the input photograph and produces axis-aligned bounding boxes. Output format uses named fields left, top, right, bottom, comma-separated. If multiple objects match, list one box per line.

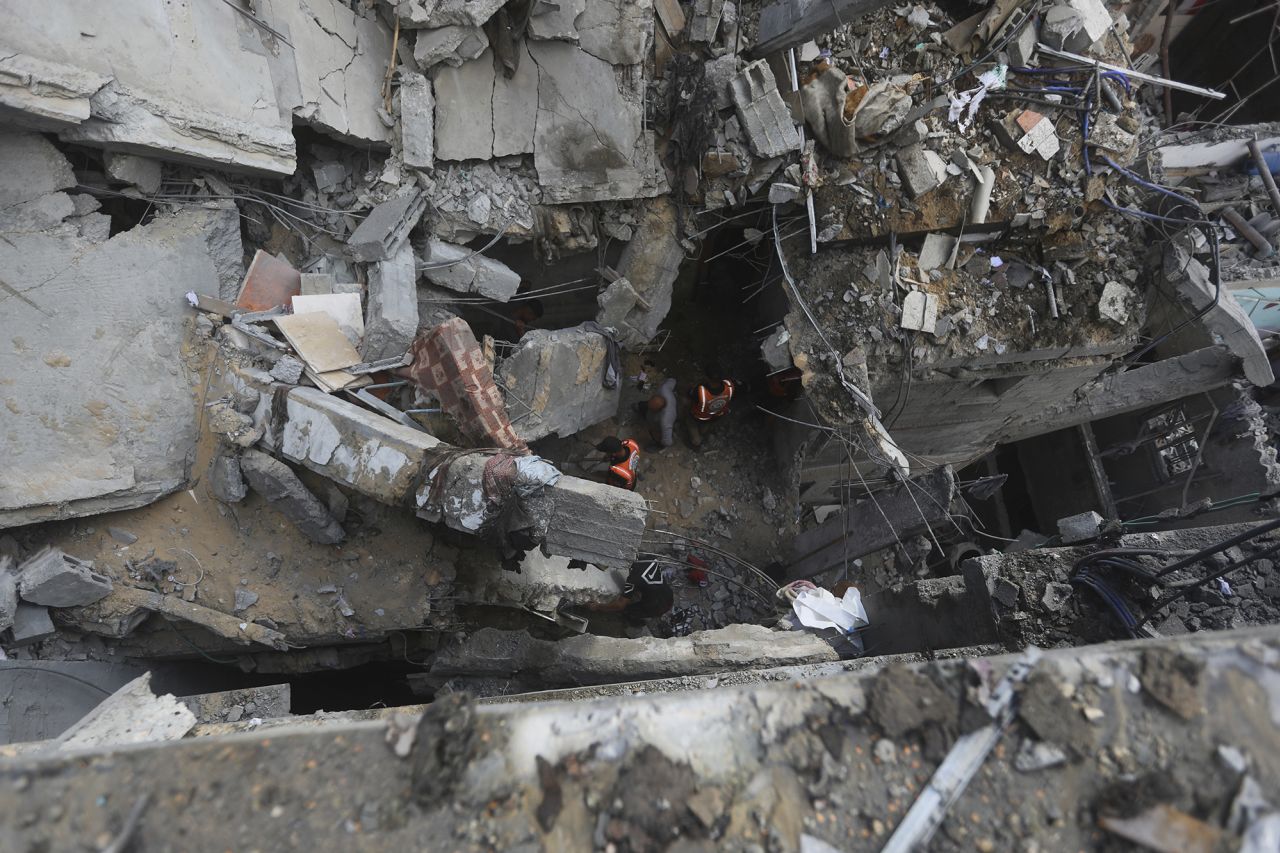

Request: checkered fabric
left=407, top=318, right=526, bottom=451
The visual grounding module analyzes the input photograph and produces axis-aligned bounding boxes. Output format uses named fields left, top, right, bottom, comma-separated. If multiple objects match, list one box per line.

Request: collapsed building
left=3, top=0, right=1280, bottom=848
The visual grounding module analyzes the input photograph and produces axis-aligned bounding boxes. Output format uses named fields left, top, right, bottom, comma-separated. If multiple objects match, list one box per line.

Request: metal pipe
left=1248, top=138, right=1280, bottom=217
left=1036, top=44, right=1228, bottom=99
left=1221, top=205, right=1275, bottom=259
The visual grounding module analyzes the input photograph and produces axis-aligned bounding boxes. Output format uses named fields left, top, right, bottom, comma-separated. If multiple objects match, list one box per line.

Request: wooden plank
left=274, top=312, right=362, bottom=373
left=655, top=0, right=686, bottom=39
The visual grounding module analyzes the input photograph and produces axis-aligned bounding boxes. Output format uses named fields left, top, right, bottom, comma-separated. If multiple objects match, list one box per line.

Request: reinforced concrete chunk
left=10, top=603, right=55, bottom=645
left=55, top=672, right=196, bottom=751
left=1058, top=510, right=1104, bottom=543
left=420, top=237, right=521, bottom=302
left=399, top=73, right=435, bottom=170
left=18, top=548, right=113, bottom=607
left=897, top=144, right=948, bottom=197
left=413, top=25, right=490, bottom=68
left=498, top=325, right=622, bottom=441
left=543, top=476, right=648, bottom=568
left=361, top=242, right=420, bottom=362
left=239, top=450, right=345, bottom=545
left=730, top=60, right=801, bottom=158
left=608, top=197, right=681, bottom=347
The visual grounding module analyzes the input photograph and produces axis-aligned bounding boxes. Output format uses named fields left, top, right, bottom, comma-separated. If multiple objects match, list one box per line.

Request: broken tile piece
left=236, top=250, right=301, bottom=312
left=900, top=290, right=939, bottom=333
left=274, top=312, right=363, bottom=374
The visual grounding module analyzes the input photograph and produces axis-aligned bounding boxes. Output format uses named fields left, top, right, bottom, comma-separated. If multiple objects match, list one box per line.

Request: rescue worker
left=640, top=377, right=678, bottom=450
left=687, top=378, right=734, bottom=449
left=589, top=558, right=675, bottom=626
left=595, top=435, right=640, bottom=490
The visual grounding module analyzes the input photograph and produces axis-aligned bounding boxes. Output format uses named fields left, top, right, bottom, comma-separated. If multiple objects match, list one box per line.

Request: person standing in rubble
left=595, top=436, right=640, bottom=490
left=641, top=377, right=678, bottom=450
left=686, top=378, right=735, bottom=449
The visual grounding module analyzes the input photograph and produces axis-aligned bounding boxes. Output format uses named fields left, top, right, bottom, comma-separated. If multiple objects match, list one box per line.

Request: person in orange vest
left=686, top=378, right=734, bottom=449
left=595, top=436, right=640, bottom=490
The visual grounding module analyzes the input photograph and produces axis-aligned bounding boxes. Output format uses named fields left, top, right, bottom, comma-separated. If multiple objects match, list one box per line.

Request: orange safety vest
left=608, top=439, right=640, bottom=490
left=692, top=380, right=734, bottom=421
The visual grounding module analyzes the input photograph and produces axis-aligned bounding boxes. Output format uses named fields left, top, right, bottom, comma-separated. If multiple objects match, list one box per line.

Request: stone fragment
left=270, top=355, right=305, bottom=384
left=234, top=588, right=259, bottom=612
left=1057, top=510, right=1103, bottom=543
left=497, top=325, right=622, bottom=442
left=1040, top=5, right=1083, bottom=50
left=1014, top=739, right=1068, bottom=771
left=730, top=60, right=801, bottom=158
left=209, top=449, right=248, bottom=504
left=413, top=25, right=489, bottom=68
left=10, top=602, right=56, bottom=645
left=1097, top=280, right=1133, bottom=325
left=239, top=450, right=345, bottom=544
left=1040, top=582, right=1073, bottom=612
left=361, top=242, right=420, bottom=361
left=609, top=198, right=682, bottom=347
left=102, top=151, right=162, bottom=194
left=760, top=326, right=792, bottom=372
left=689, top=0, right=727, bottom=41
left=18, top=547, right=113, bottom=607
left=897, top=144, right=948, bottom=197
left=107, top=527, right=137, bottom=545
left=399, top=73, right=435, bottom=170
left=312, top=162, right=347, bottom=192
left=419, top=237, right=521, bottom=302
left=528, top=0, right=586, bottom=40
left=1087, top=113, right=1135, bottom=155
left=348, top=191, right=428, bottom=262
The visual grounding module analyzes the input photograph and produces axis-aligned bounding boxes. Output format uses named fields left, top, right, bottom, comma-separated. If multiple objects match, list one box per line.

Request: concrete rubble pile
left=5, top=0, right=1280, bottom=847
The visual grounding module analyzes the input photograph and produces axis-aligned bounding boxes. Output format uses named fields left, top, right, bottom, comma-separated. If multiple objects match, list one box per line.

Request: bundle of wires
left=1070, top=517, right=1280, bottom=637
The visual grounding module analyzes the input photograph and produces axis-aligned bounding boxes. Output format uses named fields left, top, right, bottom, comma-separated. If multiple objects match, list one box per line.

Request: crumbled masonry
left=3, top=0, right=1280, bottom=848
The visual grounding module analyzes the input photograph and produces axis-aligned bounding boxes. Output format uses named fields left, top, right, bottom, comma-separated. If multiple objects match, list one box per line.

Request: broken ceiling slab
left=430, top=624, right=839, bottom=688
left=576, top=0, right=653, bottom=65
left=497, top=324, right=623, bottom=442
left=529, top=41, right=662, bottom=203
left=256, top=0, right=396, bottom=146
left=1, top=0, right=295, bottom=174
left=348, top=191, right=428, bottom=263
left=0, top=132, right=243, bottom=528
left=419, top=238, right=521, bottom=301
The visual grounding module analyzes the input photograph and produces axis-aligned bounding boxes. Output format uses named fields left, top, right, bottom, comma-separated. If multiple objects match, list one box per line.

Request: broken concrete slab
left=399, top=73, right=435, bottom=170
left=413, top=25, right=489, bottom=69
left=497, top=325, right=623, bottom=441
left=361, top=242, right=420, bottom=362
left=456, top=551, right=624, bottom=611
left=256, top=0, right=396, bottom=146
left=102, top=151, right=161, bottom=194
left=917, top=233, right=955, bottom=271
left=730, top=60, right=801, bottom=158
left=432, top=51, right=498, bottom=161
left=529, top=0, right=587, bottom=41
left=1, top=1, right=296, bottom=174
left=18, top=547, right=113, bottom=608
left=348, top=191, right=428, bottom=263
left=431, top=624, right=839, bottom=688
left=491, top=42, right=540, bottom=158
left=391, top=0, right=507, bottom=27
left=239, top=450, right=346, bottom=545
left=10, top=603, right=56, bottom=645
left=577, top=0, right=653, bottom=65
left=419, top=237, right=521, bottom=302
left=542, top=476, right=648, bottom=569
left=53, top=672, right=196, bottom=752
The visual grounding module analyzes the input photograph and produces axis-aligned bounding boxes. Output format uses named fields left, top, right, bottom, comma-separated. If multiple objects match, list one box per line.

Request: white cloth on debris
left=791, top=587, right=869, bottom=633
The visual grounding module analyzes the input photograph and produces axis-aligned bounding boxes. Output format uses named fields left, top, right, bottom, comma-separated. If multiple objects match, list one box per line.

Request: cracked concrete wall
left=0, top=130, right=243, bottom=528
left=0, top=0, right=296, bottom=174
